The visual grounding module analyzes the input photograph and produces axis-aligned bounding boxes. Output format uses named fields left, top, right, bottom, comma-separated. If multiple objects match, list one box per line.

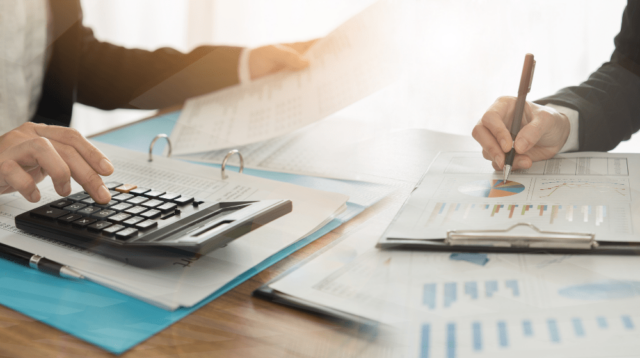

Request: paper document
left=0, top=142, right=347, bottom=310
left=268, top=205, right=640, bottom=357
left=383, top=151, right=640, bottom=243
left=169, top=0, right=400, bottom=155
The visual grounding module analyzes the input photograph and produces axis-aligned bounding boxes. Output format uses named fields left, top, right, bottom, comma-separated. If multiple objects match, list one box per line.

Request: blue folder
left=0, top=111, right=389, bottom=354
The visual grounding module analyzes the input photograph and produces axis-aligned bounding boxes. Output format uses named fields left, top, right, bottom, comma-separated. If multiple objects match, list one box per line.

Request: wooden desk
left=0, top=125, right=480, bottom=358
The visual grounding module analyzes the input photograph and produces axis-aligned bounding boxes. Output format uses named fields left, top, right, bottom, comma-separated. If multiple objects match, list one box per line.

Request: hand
left=472, top=96, right=571, bottom=171
left=248, top=39, right=318, bottom=80
left=0, top=122, right=114, bottom=203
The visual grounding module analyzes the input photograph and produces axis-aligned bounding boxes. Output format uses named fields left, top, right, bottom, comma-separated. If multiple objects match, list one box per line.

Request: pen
left=0, top=242, right=84, bottom=280
left=503, top=53, right=536, bottom=183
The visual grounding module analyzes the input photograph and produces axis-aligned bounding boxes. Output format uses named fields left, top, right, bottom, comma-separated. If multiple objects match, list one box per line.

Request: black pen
left=0, top=242, right=84, bottom=279
left=504, top=53, right=536, bottom=183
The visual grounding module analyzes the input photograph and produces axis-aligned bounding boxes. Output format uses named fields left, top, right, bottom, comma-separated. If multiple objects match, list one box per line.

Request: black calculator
left=15, top=182, right=292, bottom=259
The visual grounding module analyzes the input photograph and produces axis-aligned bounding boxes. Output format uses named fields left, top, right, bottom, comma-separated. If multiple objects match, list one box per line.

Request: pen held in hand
left=503, top=53, right=536, bottom=183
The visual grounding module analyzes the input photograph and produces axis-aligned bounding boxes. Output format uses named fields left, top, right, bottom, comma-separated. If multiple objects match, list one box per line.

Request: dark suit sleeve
left=535, top=0, right=640, bottom=152
left=76, top=26, right=242, bottom=110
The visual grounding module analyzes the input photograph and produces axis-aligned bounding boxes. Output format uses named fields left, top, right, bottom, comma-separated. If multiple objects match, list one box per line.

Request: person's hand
left=472, top=96, right=571, bottom=171
left=0, top=122, right=114, bottom=203
left=248, top=39, right=318, bottom=80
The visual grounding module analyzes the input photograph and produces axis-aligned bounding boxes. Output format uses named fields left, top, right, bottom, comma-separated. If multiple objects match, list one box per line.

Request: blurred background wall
left=74, top=0, right=629, bottom=148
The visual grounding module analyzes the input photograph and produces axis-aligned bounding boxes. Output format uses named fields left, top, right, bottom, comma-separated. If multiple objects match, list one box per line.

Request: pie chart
left=458, top=180, right=525, bottom=198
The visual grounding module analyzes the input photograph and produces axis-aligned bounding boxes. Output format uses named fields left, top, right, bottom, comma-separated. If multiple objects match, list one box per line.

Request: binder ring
left=148, top=134, right=172, bottom=162
left=221, top=150, right=244, bottom=179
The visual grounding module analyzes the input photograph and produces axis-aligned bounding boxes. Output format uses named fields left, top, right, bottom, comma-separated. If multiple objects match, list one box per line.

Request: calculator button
left=174, top=196, right=194, bottom=205
left=88, top=221, right=113, bottom=232
left=50, top=199, right=73, bottom=209
left=124, top=206, right=147, bottom=215
left=159, top=192, right=180, bottom=201
left=141, top=199, right=163, bottom=208
left=140, top=209, right=161, bottom=219
left=95, top=200, right=119, bottom=208
left=158, top=203, right=177, bottom=213
left=66, top=192, right=90, bottom=202
left=103, top=224, right=125, bottom=236
left=63, top=203, right=87, bottom=212
left=105, top=182, right=123, bottom=190
left=123, top=216, right=144, bottom=226
left=114, top=193, right=133, bottom=201
left=111, top=203, right=133, bottom=211
left=144, top=190, right=166, bottom=198
left=126, top=196, right=149, bottom=205
left=115, top=227, right=138, bottom=240
left=130, top=187, right=151, bottom=195
left=109, top=190, right=121, bottom=198
left=81, top=197, right=96, bottom=205
left=77, top=206, right=102, bottom=216
left=92, top=209, right=116, bottom=219
left=58, top=213, right=82, bottom=223
left=32, top=206, right=69, bottom=219
left=72, top=217, right=97, bottom=228
left=108, top=213, right=131, bottom=223
left=135, top=220, right=158, bottom=230
left=115, top=184, right=137, bottom=193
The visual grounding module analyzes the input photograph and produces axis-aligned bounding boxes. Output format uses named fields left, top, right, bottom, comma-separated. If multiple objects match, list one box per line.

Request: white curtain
left=72, top=0, right=628, bottom=139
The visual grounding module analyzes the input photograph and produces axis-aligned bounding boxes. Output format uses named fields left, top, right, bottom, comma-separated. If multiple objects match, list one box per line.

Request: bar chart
left=418, top=314, right=637, bottom=358
left=426, top=202, right=612, bottom=225
left=423, top=279, right=521, bottom=310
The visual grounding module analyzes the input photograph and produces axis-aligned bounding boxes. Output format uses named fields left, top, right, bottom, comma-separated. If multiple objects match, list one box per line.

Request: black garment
left=34, top=0, right=242, bottom=127
left=535, top=0, right=640, bottom=152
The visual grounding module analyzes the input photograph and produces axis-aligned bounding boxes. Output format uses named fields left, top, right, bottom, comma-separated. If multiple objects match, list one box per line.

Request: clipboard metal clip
left=446, top=223, right=598, bottom=250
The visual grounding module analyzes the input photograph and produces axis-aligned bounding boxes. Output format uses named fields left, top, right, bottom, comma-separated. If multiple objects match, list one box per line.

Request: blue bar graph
left=597, top=316, right=608, bottom=329
left=446, top=323, right=456, bottom=358
left=444, top=283, right=457, bottom=308
left=486, top=280, right=498, bottom=298
left=464, top=282, right=478, bottom=300
left=548, top=319, right=561, bottom=343
left=522, top=320, right=533, bottom=337
left=423, top=284, right=436, bottom=310
left=420, top=324, right=430, bottom=358
left=572, top=318, right=585, bottom=337
left=622, top=315, right=634, bottom=330
left=497, top=321, right=508, bottom=347
left=472, top=322, right=482, bottom=351
left=505, top=280, right=520, bottom=296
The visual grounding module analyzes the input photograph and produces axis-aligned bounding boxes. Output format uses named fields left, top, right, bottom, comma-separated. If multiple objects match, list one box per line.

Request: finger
left=1, top=138, right=71, bottom=196
left=29, top=123, right=114, bottom=176
left=285, top=39, right=319, bottom=53
left=27, top=166, right=47, bottom=185
left=51, top=141, right=111, bottom=204
left=481, top=101, right=514, bottom=153
left=271, top=45, right=310, bottom=70
left=0, top=160, right=40, bottom=202
left=492, top=161, right=501, bottom=171
left=514, top=115, right=548, bottom=154
left=512, top=154, right=533, bottom=170
left=472, top=124, right=505, bottom=168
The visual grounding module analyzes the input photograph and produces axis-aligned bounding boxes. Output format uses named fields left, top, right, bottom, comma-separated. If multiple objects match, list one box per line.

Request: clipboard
left=377, top=151, right=640, bottom=255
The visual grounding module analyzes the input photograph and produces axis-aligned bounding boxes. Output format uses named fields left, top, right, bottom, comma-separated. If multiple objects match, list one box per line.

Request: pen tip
left=60, top=266, right=84, bottom=280
left=503, top=165, right=511, bottom=184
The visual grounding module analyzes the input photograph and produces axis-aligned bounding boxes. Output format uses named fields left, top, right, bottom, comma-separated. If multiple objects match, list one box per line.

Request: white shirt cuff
left=546, top=104, right=579, bottom=153
left=238, top=48, right=252, bottom=85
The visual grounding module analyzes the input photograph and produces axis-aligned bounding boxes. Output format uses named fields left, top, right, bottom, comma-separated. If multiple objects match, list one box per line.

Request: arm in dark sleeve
left=535, top=0, right=640, bottom=152
left=76, top=26, right=242, bottom=110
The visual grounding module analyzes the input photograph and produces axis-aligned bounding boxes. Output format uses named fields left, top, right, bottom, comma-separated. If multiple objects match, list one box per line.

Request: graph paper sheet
left=168, top=0, right=400, bottom=155
left=380, top=151, right=640, bottom=244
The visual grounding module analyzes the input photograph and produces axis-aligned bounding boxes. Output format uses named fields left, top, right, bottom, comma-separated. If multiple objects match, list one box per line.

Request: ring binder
left=221, top=150, right=244, bottom=179
left=148, top=134, right=172, bottom=162
left=446, top=223, right=597, bottom=250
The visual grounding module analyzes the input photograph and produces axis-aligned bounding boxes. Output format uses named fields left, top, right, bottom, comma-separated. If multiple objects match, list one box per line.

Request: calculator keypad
left=26, top=184, right=202, bottom=243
